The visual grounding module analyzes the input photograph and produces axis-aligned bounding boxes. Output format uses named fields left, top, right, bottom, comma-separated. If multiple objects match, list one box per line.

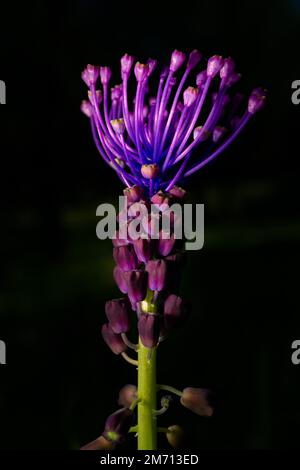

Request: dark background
left=0, top=0, right=299, bottom=450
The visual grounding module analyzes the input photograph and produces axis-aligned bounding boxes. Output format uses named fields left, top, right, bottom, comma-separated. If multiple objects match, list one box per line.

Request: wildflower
left=102, top=408, right=134, bottom=443
left=101, top=323, right=127, bottom=355
left=138, top=313, right=160, bottom=348
left=146, top=259, right=168, bottom=291
left=105, top=298, right=130, bottom=334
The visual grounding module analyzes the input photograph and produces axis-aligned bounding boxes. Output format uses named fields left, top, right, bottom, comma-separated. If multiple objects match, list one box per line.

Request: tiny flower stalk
left=80, top=48, right=265, bottom=451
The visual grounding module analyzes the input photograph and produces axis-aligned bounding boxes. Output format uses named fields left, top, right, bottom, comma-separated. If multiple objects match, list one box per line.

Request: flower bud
left=183, top=87, right=198, bottom=107
left=146, top=259, right=167, bottom=291
left=213, top=126, right=227, bottom=143
left=248, top=88, right=266, bottom=114
left=138, top=313, right=160, bottom=348
left=123, top=185, right=144, bottom=203
left=100, top=66, right=112, bottom=85
left=81, top=435, right=115, bottom=450
left=113, top=266, right=128, bottom=294
left=113, top=245, right=139, bottom=271
left=180, top=387, right=214, bottom=416
left=207, top=55, right=223, bottom=78
left=151, top=191, right=170, bottom=211
left=170, top=50, right=186, bottom=72
left=158, top=232, right=176, bottom=257
left=220, top=57, right=235, bottom=81
left=168, top=186, right=186, bottom=201
left=111, top=84, right=122, bottom=101
left=88, top=89, right=102, bottom=105
left=187, top=49, right=202, bottom=70
left=141, top=164, right=160, bottom=179
left=133, top=238, right=153, bottom=263
left=111, top=118, right=125, bottom=134
left=193, top=126, right=210, bottom=141
left=103, top=408, right=134, bottom=443
left=112, top=230, right=130, bottom=248
left=105, top=298, right=130, bottom=334
left=123, top=270, right=148, bottom=303
left=82, top=64, right=99, bottom=86
left=164, top=294, right=188, bottom=330
left=118, top=384, right=137, bottom=407
left=134, top=62, right=149, bottom=82
left=147, top=58, right=157, bottom=76
left=196, top=70, right=207, bottom=88
left=226, top=72, right=241, bottom=87
left=101, top=323, right=127, bottom=355
left=80, top=100, right=93, bottom=118
left=166, top=425, right=184, bottom=448
left=121, top=53, right=135, bottom=76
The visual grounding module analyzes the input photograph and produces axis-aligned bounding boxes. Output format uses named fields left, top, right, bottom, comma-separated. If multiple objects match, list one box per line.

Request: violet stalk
left=80, top=49, right=266, bottom=450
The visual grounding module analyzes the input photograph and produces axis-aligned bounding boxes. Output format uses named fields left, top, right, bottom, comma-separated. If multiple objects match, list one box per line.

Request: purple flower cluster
left=81, top=49, right=266, bottom=196
left=101, top=184, right=189, bottom=353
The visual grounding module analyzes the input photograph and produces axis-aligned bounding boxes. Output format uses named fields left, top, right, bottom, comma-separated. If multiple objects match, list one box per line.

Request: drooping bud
left=207, top=55, right=224, bottom=78
left=141, top=164, right=160, bottom=179
left=187, top=49, right=202, bottom=70
left=213, top=126, right=227, bottom=143
left=133, top=238, right=153, bottom=263
left=100, top=66, right=112, bottom=85
left=113, top=266, right=128, bottom=294
left=123, top=185, right=144, bottom=203
left=166, top=425, right=184, bottom=448
left=103, top=408, right=134, bottom=443
left=80, top=100, right=93, bottom=118
left=146, top=259, right=167, bottom=291
left=82, top=64, right=99, bottom=86
left=196, top=70, right=207, bottom=88
left=111, top=118, right=125, bottom=134
left=113, top=245, right=139, bottom=271
left=158, top=232, right=176, bottom=257
left=134, top=62, right=149, bottom=82
left=180, top=387, right=214, bottom=416
left=123, top=270, right=148, bottom=303
left=248, top=88, right=266, bottom=114
left=105, top=298, right=130, bottom=334
left=164, top=294, right=188, bottom=330
left=81, top=435, right=115, bottom=450
left=168, top=186, right=186, bottom=201
left=183, top=87, right=198, bottom=107
left=170, top=50, right=186, bottom=72
left=118, top=384, right=137, bottom=407
left=101, top=323, right=127, bottom=355
left=138, top=313, right=160, bottom=348
left=220, top=57, right=235, bottom=81
left=121, top=53, right=135, bottom=77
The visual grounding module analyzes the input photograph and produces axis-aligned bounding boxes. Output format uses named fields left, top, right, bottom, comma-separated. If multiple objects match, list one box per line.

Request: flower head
left=81, top=49, right=266, bottom=195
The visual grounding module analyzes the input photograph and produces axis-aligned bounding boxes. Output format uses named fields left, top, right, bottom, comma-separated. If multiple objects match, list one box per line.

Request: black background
left=0, top=0, right=299, bottom=450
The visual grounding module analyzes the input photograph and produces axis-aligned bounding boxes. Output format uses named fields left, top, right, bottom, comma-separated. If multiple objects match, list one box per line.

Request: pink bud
left=141, top=164, right=160, bottom=179
left=183, top=87, right=198, bottom=107
left=207, top=55, right=224, bottom=78
left=134, top=62, right=149, bottom=82
left=80, top=100, right=93, bottom=118
left=170, top=50, right=186, bottom=72
left=121, top=53, right=134, bottom=76
left=100, top=66, right=112, bottom=85
left=187, top=49, right=202, bottom=70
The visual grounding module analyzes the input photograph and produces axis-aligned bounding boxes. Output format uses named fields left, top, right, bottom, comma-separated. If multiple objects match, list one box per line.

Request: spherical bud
left=123, top=185, right=144, bottom=203
left=183, top=86, right=198, bottom=107
left=118, top=385, right=137, bottom=408
left=207, top=55, right=224, bottom=78
left=170, top=50, right=186, bottom=72
left=121, top=53, right=135, bottom=76
left=105, top=298, right=131, bottom=334
left=111, top=118, right=125, bottom=134
left=134, top=62, right=149, bottom=82
left=193, top=126, right=211, bottom=141
left=180, top=387, right=214, bottom=416
left=101, top=323, right=127, bottom=355
left=100, top=66, right=112, bottom=85
left=187, top=49, right=202, bottom=70
left=141, top=164, right=160, bottom=179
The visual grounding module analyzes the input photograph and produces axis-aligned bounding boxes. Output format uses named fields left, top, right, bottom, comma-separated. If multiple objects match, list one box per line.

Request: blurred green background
left=0, top=0, right=299, bottom=449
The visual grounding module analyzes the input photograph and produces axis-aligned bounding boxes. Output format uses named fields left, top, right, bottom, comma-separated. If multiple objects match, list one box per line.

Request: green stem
left=137, top=339, right=157, bottom=450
